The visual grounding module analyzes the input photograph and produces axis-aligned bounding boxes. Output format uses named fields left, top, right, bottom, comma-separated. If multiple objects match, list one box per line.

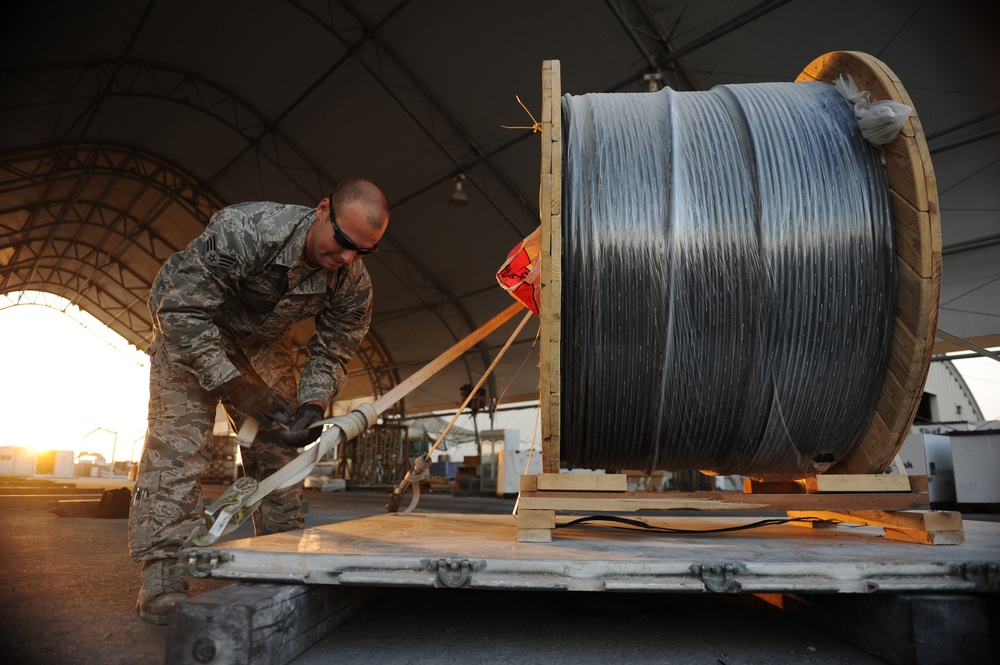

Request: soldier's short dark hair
left=330, top=179, right=389, bottom=229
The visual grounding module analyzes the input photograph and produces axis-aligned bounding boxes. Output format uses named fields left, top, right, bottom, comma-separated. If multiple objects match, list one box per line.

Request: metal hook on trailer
left=387, top=306, right=534, bottom=516
left=386, top=453, right=432, bottom=515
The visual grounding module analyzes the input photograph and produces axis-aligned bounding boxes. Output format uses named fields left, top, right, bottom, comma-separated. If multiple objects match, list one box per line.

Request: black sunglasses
left=328, top=193, right=378, bottom=255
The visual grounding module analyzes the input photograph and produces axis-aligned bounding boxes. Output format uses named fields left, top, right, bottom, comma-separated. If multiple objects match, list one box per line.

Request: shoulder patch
left=203, top=236, right=237, bottom=270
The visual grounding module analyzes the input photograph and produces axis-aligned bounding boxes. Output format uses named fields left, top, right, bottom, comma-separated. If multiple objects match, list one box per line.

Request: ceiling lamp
left=449, top=174, right=469, bottom=206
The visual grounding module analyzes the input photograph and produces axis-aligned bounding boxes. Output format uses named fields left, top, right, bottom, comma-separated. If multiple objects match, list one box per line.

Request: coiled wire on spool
left=560, top=81, right=896, bottom=481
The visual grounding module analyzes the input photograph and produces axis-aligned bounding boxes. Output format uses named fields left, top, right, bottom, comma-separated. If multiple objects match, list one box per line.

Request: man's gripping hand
left=210, top=375, right=294, bottom=429
left=278, top=403, right=326, bottom=448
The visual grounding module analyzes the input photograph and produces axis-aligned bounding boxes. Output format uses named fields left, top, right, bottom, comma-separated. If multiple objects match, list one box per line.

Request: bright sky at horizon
left=0, top=293, right=998, bottom=464
left=0, top=296, right=150, bottom=462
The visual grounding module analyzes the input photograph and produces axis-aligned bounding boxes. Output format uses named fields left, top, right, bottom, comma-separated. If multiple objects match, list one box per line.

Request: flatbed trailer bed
left=188, top=512, right=999, bottom=593
left=164, top=506, right=999, bottom=665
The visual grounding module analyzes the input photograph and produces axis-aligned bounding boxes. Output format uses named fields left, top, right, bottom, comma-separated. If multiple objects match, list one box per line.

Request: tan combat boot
left=136, top=559, right=189, bottom=624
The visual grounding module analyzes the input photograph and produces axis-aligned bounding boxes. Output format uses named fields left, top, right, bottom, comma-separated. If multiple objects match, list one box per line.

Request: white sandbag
left=833, top=74, right=911, bottom=145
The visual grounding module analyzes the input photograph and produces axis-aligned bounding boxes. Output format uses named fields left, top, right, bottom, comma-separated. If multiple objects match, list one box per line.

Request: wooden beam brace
left=786, top=509, right=964, bottom=545
left=518, top=490, right=929, bottom=513
left=166, top=583, right=372, bottom=665
left=801, top=474, right=914, bottom=493
left=746, top=475, right=928, bottom=494
left=533, top=473, right=627, bottom=492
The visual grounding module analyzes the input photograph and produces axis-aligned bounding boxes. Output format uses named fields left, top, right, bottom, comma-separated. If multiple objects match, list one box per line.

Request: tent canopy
left=2, top=1, right=997, bottom=414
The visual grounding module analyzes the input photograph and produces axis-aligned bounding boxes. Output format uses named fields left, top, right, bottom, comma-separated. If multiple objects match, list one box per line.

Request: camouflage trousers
left=129, top=342, right=304, bottom=562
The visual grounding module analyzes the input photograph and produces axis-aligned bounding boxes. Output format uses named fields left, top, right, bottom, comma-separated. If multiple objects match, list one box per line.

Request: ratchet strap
left=386, top=306, right=534, bottom=515
left=188, top=300, right=527, bottom=547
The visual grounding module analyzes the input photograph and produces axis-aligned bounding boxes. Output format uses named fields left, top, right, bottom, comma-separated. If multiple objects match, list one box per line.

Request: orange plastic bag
left=496, top=227, right=541, bottom=315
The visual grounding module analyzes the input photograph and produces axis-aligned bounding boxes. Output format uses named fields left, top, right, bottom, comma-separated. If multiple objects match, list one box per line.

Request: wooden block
left=744, top=479, right=804, bottom=494
left=802, top=475, right=912, bottom=493
left=535, top=473, right=627, bottom=492
left=517, top=509, right=556, bottom=530
left=516, top=528, right=553, bottom=543
left=519, top=474, right=538, bottom=492
left=787, top=509, right=960, bottom=531
left=883, top=528, right=964, bottom=546
left=883, top=509, right=961, bottom=531
left=166, top=583, right=371, bottom=665
left=786, top=509, right=963, bottom=545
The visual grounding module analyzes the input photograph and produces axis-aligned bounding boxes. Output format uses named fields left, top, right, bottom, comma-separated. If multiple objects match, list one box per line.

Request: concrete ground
left=0, top=482, right=990, bottom=665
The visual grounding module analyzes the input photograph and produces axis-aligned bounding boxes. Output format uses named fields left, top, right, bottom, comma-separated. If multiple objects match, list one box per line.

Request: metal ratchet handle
left=196, top=476, right=260, bottom=546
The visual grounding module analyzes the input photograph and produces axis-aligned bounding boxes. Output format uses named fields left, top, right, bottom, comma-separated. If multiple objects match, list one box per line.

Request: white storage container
left=0, top=446, right=37, bottom=477
left=894, top=432, right=956, bottom=505
left=950, top=432, right=1000, bottom=504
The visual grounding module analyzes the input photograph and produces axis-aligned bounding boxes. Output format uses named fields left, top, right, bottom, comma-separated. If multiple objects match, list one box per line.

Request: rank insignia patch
left=204, top=236, right=237, bottom=269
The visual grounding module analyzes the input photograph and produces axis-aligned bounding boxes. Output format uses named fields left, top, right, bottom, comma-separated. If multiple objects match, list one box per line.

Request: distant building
left=918, top=360, right=984, bottom=425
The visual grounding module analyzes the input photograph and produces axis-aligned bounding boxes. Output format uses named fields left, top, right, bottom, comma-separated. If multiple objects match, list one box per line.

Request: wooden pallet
left=516, top=473, right=963, bottom=545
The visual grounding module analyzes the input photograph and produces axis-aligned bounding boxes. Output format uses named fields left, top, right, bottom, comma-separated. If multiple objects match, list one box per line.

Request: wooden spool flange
left=538, top=52, right=941, bottom=477
left=538, top=60, right=562, bottom=473
left=795, top=51, right=942, bottom=474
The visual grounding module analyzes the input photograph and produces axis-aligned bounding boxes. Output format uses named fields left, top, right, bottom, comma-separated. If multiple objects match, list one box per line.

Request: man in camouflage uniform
left=129, top=179, right=389, bottom=624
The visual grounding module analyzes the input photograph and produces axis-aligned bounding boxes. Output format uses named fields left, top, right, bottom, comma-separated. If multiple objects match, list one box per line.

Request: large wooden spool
left=538, top=52, right=941, bottom=478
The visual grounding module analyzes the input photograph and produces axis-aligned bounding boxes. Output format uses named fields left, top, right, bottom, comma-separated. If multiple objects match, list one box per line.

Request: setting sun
left=0, top=291, right=150, bottom=463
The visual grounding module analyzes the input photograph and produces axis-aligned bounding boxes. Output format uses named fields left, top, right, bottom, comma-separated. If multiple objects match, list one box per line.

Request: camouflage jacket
left=148, top=201, right=372, bottom=407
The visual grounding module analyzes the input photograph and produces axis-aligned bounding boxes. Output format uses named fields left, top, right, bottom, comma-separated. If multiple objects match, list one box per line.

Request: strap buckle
left=194, top=476, right=260, bottom=546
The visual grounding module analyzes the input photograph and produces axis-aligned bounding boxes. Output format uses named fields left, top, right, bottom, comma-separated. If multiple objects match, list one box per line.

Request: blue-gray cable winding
left=560, top=81, right=896, bottom=481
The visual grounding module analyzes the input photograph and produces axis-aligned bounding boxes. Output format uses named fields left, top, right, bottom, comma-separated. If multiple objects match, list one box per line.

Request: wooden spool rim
left=538, top=52, right=941, bottom=477
left=539, top=60, right=562, bottom=473
left=796, top=51, right=941, bottom=475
